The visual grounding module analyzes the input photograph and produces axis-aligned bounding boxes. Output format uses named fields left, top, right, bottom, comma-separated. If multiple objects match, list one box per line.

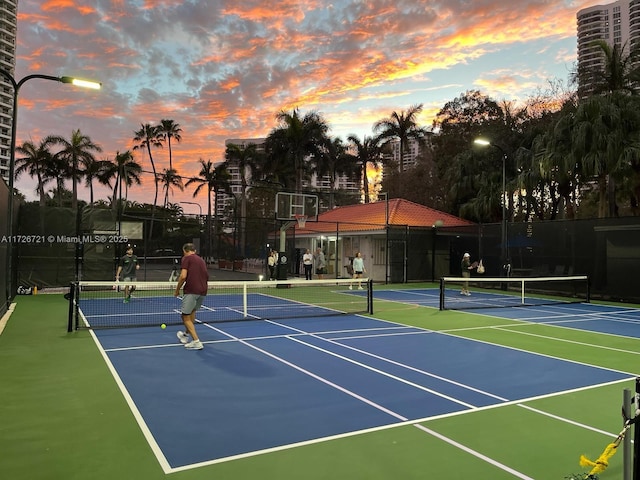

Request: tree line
left=14, top=39, right=640, bottom=233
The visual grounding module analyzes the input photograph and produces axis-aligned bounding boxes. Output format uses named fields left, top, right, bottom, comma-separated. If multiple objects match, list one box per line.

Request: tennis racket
left=471, top=261, right=479, bottom=269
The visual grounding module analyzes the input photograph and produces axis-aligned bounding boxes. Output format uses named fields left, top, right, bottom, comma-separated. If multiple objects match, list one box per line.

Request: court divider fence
left=10, top=203, right=640, bottom=304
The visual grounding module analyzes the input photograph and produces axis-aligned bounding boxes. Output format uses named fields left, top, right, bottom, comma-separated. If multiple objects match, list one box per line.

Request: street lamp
left=2, top=69, right=101, bottom=309
left=181, top=201, right=202, bottom=216
left=474, top=138, right=508, bottom=273
left=181, top=201, right=205, bottom=258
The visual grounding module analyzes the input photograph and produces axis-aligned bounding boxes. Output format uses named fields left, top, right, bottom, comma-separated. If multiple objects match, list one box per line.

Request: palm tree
left=265, top=108, right=329, bottom=192
left=576, top=40, right=640, bottom=98
left=132, top=123, right=163, bottom=238
left=569, top=92, right=640, bottom=218
left=186, top=159, right=231, bottom=260
left=46, top=129, right=102, bottom=211
left=102, top=150, right=143, bottom=212
left=159, top=168, right=184, bottom=207
left=157, top=119, right=182, bottom=170
left=346, top=134, right=387, bottom=204
left=83, top=158, right=113, bottom=205
left=14, top=138, right=56, bottom=207
left=314, top=137, right=355, bottom=208
left=573, top=40, right=640, bottom=215
left=225, top=143, right=262, bottom=257
left=373, top=104, right=427, bottom=174
left=43, top=154, right=70, bottom=207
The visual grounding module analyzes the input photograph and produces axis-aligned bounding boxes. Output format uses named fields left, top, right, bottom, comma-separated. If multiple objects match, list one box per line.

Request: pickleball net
left=67, top=278, right=373, bottom=330
left=439, top=275, right=590, bottom=310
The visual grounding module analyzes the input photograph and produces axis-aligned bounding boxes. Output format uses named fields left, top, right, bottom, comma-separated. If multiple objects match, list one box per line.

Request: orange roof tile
left=292, top=198, right=474, bottom=234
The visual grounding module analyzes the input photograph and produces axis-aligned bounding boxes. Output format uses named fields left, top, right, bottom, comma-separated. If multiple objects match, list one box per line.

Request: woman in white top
left=267, top=250, right=277, bottom=280
left=302, top=249, right=313, bottom=280
left=350, top=252, right=366, bottom=290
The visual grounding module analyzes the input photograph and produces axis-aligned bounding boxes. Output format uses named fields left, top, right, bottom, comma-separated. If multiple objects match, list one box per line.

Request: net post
left=367, top=278, right=373, bottom=314
left=66, top=282, right=76, bottom=332
left=243, top=282, right=248, bottom=318
left=624, top=387, right=633, bottom=480
left=634, top=378, right=640, bottom=480
left=439, top=277, right=445, bottom=310
left=586, top=276, right=591, bottom=303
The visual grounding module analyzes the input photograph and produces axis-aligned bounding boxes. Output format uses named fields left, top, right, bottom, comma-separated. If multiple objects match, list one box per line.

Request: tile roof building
left=282, top=198, right=475, bottom=282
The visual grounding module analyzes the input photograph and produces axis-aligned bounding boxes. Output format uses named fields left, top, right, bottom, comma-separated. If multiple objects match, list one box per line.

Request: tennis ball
left=161, top=323, right=166, bottom=329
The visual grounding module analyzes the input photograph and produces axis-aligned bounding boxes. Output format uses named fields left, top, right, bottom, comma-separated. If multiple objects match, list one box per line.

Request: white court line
left=286, top=335, right=478, bottom=408
left=162, top=319, right=535, bottom=478
left=92, top=293, right=638, bottom=476
left=87, top=329, right=173, bottom=474
left=268, top=319, right=506, bottom=403
left=492, top=326, right=640, bottom=357
left=413, top=424, right=535, bottom=479
left=167, top=320, right=634, bottom=476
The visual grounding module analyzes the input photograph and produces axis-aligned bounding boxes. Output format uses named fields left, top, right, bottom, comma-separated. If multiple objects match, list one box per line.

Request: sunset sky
left=12, top=0, right=598, bottom=213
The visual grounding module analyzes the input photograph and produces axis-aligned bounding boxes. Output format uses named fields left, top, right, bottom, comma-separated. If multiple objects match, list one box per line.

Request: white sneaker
left=185, top=340, right=203, bottom=350
left=358, top=286, right=364, bottom=290
left=465, top=292, right=471, bottom=296
left=176, top=331, right=189, bottom=344
left=348, top=285, right=353, bottom=290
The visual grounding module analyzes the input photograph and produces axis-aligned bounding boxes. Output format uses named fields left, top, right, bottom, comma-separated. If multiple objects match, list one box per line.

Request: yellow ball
left=161, top=323, right=166, bottom=329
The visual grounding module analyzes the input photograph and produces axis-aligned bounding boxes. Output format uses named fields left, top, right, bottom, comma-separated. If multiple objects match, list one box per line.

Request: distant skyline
left=13, top=0, right=597, bottom=213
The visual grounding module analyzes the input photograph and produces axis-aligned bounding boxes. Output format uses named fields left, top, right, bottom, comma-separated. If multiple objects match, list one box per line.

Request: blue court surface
left=89, top=289, right=635, bottom=474
left=374, top=287, right=640, bottom=338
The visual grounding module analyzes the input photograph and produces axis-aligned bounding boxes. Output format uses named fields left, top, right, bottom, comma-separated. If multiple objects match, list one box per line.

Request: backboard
left=275, top=192, right=318, bottom=221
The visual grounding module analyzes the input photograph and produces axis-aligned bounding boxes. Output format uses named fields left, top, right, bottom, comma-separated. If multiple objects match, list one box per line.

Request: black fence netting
left=0, top=179, right=9, bottom=315
left=11, top=202, right=640, bottom=304
left=442, top=217, right=640, bottom=303
left=15, top=204, right=77, bottom=288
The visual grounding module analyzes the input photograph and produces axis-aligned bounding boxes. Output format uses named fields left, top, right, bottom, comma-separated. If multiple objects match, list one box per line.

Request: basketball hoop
left=294, top=214, right=307, bottom=229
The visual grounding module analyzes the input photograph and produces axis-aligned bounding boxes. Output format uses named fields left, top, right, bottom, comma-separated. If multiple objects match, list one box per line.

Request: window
left=373, top=239, right=386, bottom=265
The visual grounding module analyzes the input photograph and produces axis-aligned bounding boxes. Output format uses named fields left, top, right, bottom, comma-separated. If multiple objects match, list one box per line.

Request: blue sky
left=13, top=0, right=597, bottom=212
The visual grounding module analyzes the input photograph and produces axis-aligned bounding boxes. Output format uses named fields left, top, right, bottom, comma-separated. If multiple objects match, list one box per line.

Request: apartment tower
left=0, top=0, right=17, bottom=183
left=577, top=0, right=640, bottom=95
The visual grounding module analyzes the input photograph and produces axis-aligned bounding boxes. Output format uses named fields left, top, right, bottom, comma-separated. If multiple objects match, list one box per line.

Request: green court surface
left=1, top=286, right=638, bottom=480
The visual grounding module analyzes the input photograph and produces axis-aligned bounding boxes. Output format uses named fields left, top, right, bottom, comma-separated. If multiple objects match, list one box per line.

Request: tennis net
left=439, top=275, right=590, bottom=310
left=67, top=278, right=373, bottom=330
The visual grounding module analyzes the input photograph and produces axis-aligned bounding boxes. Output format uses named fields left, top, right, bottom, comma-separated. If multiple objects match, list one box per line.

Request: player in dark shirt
left=174, top=243, right=209, bottom=350
left=116, top=246, right=139, bottom=303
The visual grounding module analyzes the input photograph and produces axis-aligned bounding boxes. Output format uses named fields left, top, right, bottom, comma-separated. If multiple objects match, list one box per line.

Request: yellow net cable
left=578, top=421, right=631, bottom=476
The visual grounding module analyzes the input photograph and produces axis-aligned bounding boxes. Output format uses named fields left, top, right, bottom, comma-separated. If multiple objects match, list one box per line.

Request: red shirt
left=181, top=254, right=209, bottom=295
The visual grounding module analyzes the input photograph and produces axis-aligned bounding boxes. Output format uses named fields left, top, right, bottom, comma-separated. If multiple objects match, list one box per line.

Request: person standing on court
left=314, top=247, right=326, bottom=279
left=460, top=252, right=475, bottom=296
left=175, top=243, right=209, bottom=350
left=116, top=245, right=140, bottom=303
left=302, top=248, right=314, bottom=280
left=350, top=252, right=366, bottom=290
left=267, top=250, right=277, bottom=280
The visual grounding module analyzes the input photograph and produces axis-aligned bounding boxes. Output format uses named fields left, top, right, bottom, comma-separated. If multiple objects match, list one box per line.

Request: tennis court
left=2, top=279, right=640, bottom=479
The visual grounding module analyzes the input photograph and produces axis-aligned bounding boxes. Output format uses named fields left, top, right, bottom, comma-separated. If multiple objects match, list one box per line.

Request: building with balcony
left=577, top=0, right=640, bottom=96
left=0, top=0, right=17, bottom=183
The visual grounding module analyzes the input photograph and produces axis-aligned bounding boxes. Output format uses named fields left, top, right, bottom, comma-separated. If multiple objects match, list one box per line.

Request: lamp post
left=474, top=138, right=508, bottom=273
left=2, top=69, right=100, bottom=309
left=181, top=201, right=205, bottom=258
left=181, top=201, right=202, bottom=216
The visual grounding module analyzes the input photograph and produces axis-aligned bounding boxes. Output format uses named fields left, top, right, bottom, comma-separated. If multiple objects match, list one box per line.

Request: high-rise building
left=0, top=1, right=17, bottom=183
left=577, top=0, right=640, bottom=96
left=381, top=137, right=427, bottom=171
